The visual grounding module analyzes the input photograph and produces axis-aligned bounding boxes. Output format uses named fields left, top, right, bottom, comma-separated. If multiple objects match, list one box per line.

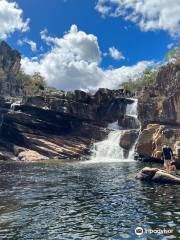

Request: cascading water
left=126, top=99, right=138, bottom=118
left=89, top=99, right=139, bottom=163
left=90, top=129, right=124, bottom=163
left=126, top=99, right=140, bottom=159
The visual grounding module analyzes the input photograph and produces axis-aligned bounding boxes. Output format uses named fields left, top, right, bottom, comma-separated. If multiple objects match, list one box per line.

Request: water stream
left=89, top=99, right=139, bottom=163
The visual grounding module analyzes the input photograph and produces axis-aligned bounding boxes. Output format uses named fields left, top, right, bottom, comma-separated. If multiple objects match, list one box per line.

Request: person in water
left=162, top=145, right=174, bottom=172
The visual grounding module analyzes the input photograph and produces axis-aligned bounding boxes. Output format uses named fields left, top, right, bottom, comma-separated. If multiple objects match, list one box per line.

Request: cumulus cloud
left=17, top=39, right=37, bottom=52
left=109, top=46, right=125, bottom=60
left=21, top=25, right=153, bottom=91
left=40, top=25, right=101, bottom=63
left=0, top=0, right=29, bottom=39
left=95, top=0, right=180, bottom=36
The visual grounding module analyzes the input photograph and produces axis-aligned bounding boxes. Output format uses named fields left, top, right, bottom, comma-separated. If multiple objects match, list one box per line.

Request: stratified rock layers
left=137, top=63, right=180, bottom=163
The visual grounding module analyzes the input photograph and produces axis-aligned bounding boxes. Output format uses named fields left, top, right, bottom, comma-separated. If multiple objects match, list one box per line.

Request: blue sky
left=1, top=0, right=179, bottom=90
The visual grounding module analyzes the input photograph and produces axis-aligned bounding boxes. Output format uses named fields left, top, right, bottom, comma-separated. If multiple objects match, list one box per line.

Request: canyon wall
left=137, top=63, right=180, bottom=163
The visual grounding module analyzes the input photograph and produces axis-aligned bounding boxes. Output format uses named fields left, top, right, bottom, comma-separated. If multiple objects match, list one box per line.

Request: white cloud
left=17, top=39, right=37, bottom=52
left=0, top=0, right=30, bottom=39
left=167, top=43, right=174, bottom=49
left=95, top=0, right=180, bottom=36
left=109, top=46, right=125, bottom=60
left=21, top=25, right=153, bottom=91
left=40, top=25, right=101, bottom=63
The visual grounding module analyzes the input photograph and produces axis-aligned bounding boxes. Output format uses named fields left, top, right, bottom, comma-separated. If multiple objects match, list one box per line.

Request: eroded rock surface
left=137, top=63, right=180, bottom=164
left=136, top=167, right=180, bottom=184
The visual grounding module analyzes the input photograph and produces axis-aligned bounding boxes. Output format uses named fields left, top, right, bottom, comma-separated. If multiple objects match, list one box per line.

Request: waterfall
left=89, top=129, right=124, bottom=163
left=126, top=99, right=138, bottom=118
left=126, top=99, right=140, bottom=159
left=107, top=121, right=120, bottom=130
left=88, top=99, right=139, bottom=163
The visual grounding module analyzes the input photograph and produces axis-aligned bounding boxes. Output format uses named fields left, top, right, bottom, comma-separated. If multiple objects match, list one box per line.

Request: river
left=0, top=160, right=179, bottom=240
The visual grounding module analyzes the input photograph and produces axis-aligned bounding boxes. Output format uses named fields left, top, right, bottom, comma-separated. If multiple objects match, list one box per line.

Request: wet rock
left=120, top=130, right=139, bottom=151
left=136, top=167, right=180, bottom=184
left=119, top=115, right=140, bottom=129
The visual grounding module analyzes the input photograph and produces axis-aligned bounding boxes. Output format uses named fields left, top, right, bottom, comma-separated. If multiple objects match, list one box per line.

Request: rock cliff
left=137, top=63, right=180, bottom=164
left=0, top=41, right=22, bottom=97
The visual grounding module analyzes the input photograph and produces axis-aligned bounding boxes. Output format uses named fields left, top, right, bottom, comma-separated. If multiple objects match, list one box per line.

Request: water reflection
left=0, top=161, right=179, bottom=239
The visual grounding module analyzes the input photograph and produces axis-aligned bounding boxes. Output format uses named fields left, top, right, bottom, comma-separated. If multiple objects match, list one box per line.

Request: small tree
left=31, top=72, right=46, bottom=93
left=121, top=68, right=158, bottom=93
left=16, top=71, right=46, bottom=96
left=165, top=42, right=180, bottom=63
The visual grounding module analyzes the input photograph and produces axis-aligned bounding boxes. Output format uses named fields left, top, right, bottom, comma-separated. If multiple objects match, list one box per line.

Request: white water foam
left=126, top=99, right=138, bottom=118
left=86, top=99, right=139, bottom=164
left=107, top=121, right=120, bottom=130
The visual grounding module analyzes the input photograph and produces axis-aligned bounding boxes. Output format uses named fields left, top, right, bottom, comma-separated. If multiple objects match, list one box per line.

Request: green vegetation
left=16, top=71, right=47, bottom=96
left=165, top=42, right=180, bottom=63
left=121, top=68, right=158, bottom=93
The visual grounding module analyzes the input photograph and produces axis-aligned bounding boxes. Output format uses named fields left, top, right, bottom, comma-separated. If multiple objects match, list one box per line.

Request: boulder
left=18, top=150, right=48, bottom=162
left=136, top=124, right=160, bottom=157
left=120, top=130, right=139, bottom=150
left=136, top=167, right=180, bottom=184
left=136, top=124, right=180, bottom=162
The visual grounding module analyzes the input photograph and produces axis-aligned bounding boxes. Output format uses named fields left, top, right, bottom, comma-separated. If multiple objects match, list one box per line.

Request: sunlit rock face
left=137, top=63, right=180, bottom=162
left=0, top=41, right=22, bottom=97
left=138, top=63, right=180, bottom=127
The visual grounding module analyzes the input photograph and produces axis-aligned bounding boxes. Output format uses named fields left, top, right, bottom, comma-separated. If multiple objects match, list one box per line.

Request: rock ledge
left=136, top=167, right=180, bottom=184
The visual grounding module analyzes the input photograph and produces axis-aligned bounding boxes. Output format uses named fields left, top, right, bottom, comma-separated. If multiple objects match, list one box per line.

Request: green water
left=0, top=160, right=179, bottom=240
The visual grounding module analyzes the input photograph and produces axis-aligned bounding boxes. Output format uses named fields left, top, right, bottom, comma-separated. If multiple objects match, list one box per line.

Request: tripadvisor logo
left=135, top=227, right=144, bottom=236
left=135, top=226, right=173, bottom=236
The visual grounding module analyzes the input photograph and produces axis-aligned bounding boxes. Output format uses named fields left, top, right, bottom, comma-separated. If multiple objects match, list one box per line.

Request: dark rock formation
left=119, top=115, right=140, bottom=129
left=137, top=63, right=180, bottom=165
left=120, top=130, right=139, bottom=151
left=0, top=41, right=22, bottom=97
left=0, top=89, right=132, bottom=161
left=136, top=167, right=180, bottom=184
